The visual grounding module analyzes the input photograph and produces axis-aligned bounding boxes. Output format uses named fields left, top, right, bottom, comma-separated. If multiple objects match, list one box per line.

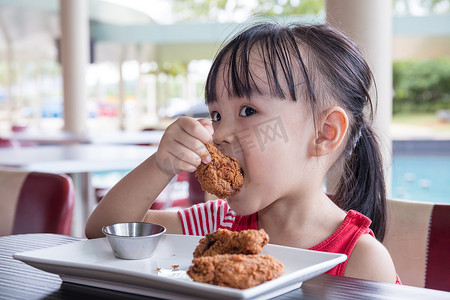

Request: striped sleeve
left=178, top=199, right=237, bottom=236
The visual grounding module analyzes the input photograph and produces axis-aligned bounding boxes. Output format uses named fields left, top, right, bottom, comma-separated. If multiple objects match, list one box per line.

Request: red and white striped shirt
left=177, top=199, right=258, bottom=236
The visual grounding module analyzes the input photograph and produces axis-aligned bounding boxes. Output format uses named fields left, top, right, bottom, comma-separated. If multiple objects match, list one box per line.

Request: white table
left=88, top=130, right=164, bottom=145
left=9, top=130, right=164, bottom=146
left=7, top=131, right=88, bottom=145
left=0, top=144, right=157, bottom=237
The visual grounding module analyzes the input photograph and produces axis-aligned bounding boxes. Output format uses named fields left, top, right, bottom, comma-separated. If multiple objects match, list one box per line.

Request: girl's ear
left=313, top=106, right=348, bottom=157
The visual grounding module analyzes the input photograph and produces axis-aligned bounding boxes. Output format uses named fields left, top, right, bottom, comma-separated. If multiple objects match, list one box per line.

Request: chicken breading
left=193, top=228, right=269, bottom=258
left=195, top=142, right=244, bottom=199
left=187, top=254, right=285, bottom=289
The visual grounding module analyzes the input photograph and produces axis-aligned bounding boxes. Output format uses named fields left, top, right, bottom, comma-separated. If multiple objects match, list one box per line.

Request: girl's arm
left=85, top=117, right=213, bottom=239
left=85, top=153, right=175, bottom=238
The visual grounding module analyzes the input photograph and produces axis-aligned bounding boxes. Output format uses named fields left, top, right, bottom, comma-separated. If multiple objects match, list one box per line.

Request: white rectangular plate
left=14, top=234, right=346, bottom=300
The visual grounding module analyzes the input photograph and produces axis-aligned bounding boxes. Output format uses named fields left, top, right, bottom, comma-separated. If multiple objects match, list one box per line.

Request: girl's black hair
left=205, top=22, right=387, bottom=242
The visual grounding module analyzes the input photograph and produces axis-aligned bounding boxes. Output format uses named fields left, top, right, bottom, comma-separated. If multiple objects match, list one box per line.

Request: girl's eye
left=210, top=111, right=221, bottom=122
left=239, top=106, right=257, bottom=117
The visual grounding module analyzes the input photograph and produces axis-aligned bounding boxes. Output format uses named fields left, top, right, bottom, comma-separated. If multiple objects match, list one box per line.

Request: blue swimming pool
left=391, top=154, right=450, bottom=204
left=391, top=140, right=450, bottom=204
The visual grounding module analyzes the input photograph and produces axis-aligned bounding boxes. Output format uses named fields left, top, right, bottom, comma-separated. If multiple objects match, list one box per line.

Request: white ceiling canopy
left=0, top=0, right=448, bottom=63
left=0, top=0, right=153, bottom=62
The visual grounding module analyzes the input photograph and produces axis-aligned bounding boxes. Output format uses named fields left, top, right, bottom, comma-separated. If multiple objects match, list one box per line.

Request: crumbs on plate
left=155, top=265, right=180, bottom=272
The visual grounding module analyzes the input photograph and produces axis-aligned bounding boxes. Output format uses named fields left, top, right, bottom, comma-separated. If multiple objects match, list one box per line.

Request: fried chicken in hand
left=195, top=142, right=244, bottom=199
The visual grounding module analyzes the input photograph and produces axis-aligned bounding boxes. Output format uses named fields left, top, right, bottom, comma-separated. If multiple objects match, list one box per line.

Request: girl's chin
left=226, top=195, right=259, bottom=216
left=226, top=190, right=244, bottom=204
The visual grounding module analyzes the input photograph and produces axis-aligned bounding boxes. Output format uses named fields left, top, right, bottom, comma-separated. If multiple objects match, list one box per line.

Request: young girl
left=86, top=22, right=399, bottom=284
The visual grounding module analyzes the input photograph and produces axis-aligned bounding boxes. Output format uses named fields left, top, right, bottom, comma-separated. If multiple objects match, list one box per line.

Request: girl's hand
left=155, top=116, right=213, bottom=177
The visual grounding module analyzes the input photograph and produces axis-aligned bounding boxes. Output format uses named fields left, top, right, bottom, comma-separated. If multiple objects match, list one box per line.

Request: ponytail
left=334, top=123, right=387, bottom=242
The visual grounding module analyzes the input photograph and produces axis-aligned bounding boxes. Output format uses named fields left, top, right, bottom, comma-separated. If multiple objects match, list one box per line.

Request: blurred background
left=0, top=0, right=449, bottom=204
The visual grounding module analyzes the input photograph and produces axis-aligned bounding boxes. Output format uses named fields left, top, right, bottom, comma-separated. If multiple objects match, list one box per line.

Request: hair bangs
left=205, top=23, right=312, bottom=104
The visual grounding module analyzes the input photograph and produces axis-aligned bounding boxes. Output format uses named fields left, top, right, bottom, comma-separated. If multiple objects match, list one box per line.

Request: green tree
left=393, top=59, right=450, bottom=114
left=169, top=0, right=246, bottom=22
left=394, top=0, right=450, bottom=15
left=253, top=0, right=323, bottom=16
left=169, top=0, right=323, bottom=22
left=169, top=0, right=449, bottom=22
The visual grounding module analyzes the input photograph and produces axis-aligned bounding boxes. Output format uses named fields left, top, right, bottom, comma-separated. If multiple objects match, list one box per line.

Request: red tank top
left=232, top=209, right=372, bottom=276
left=308, top=210, right=372, bottom=276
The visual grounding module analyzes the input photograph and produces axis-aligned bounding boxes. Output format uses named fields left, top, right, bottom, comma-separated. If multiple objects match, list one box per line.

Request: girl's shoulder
left=309, top=209, right=371, bottom=253
left=344, top=233, right=398, bottom=283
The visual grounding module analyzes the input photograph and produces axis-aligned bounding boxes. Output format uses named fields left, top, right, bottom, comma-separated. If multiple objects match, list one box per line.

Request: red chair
left=0, top=137, right=35, bottom=148
left=0, top=137, right=20, bottom=148
left=383, top=199, right=450, bottom=291
left=188, top=171, right=205, bottom=205
left=11, top=124, right=28, bottom=132
left=425, top=204, right=450, bottom=291
left=150, top=171, right=194, bottom=210
left=0, top=169, right=75, bottom=236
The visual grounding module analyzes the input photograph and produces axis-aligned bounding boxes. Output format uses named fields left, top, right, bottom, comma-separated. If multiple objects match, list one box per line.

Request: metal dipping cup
left=102, top=222, right=166, bottom=259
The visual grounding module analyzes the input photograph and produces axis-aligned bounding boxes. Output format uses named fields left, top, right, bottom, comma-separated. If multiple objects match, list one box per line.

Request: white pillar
left=60, top=0, right=89, bottom=136
left=326, top=0, right=393, bottom=195
left=0, top=18, right=15, bottom=128
left=118, top=45, right=126, bottom=130
left=146, top=74, right=158, bottom=125
left=6, top=42, right=14, bottom=126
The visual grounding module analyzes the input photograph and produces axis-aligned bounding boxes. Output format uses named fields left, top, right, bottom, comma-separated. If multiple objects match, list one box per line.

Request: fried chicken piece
left=187, top=254, right=285, bottom=289
left=193, top=229, right=269, bottom=258
left=195, top=142, right=244, bottom=199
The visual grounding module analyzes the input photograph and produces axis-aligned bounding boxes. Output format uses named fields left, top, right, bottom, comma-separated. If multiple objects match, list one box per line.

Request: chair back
left=0, top=169, right=75, bottom=236
left=0, top=138, right=20, bottom=148
left=383, top=199, right=450, bottom=291
left=426, top=204, right=450, bottom=291
left=0, top=137, right=35, bottom=147
left=150, top=171, right=193, bottom=210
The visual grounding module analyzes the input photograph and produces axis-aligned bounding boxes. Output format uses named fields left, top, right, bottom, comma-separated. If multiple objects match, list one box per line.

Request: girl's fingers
left=169, top=140, right=203, bottom=166
left=165, top=151, right=198, bottom=173
left=178, top=117, right=212, bottom=144
left=157, top=117, right=214, bottom=175
left=197, top=118, right=214, bottom=136
left=159, top=139, right=203, bottom=173
left=172, top=132, right=211, bottom=164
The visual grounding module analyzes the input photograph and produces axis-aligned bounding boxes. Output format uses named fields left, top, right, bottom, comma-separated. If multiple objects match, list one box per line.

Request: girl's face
left=208, top=62, right=320, bottom=215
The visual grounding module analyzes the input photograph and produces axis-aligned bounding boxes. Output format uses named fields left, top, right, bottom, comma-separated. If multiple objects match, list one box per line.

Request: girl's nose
left=212, top=122, right=236, bottom=146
